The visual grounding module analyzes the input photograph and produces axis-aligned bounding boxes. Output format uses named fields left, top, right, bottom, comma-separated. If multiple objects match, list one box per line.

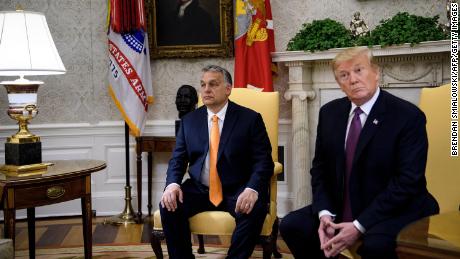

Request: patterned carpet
left=5, top=216, right=292, bottom=258
left=15, top=244, right=295, bottom=258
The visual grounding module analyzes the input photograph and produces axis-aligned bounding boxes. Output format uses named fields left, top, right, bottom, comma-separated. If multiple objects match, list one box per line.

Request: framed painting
left=145, top=0, right=234, bottom=58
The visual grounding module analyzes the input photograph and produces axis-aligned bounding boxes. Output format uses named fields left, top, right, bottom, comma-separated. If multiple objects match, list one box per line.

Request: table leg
left=3, top=209, right=15, bottom=241
left=82, top=193, right=92, bottom=258
left=3, top=189, right=16, bottom=248
left=136, top=141, right=143, bottom=222
left=27, top=207, right=36, bottom=259
left=147, top=151, right=153, bottom=217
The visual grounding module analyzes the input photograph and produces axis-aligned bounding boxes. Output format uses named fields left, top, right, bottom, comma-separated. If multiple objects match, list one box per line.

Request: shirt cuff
left=353, top=220, right=366, bottom=233
left=245, top=187, right=258, bottom=195
left=165, top=183, right=181, bottom=190
left=318, top=210, right=336, bottom=220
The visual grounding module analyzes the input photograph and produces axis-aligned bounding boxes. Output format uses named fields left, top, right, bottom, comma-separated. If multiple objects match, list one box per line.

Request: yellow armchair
left=150, top=88, right=283, bottom=258
left=419, top=83, right=460, bottom=213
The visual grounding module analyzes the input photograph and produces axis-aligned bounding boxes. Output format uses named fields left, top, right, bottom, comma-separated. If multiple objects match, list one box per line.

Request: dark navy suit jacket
left=166, top=101, right=274, bottom=200
left=311, top=90, right=438, bottom=231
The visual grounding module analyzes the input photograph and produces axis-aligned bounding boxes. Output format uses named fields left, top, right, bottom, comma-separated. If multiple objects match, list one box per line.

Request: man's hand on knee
left=235, top=188, right=258, bottom=214
left=323, top=222, right=361, bottom=257
left=160, top=184, right=183, bottom=212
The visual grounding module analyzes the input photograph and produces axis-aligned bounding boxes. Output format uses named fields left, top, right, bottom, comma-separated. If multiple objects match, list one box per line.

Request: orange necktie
left=209, top=115, right=223, bottom=206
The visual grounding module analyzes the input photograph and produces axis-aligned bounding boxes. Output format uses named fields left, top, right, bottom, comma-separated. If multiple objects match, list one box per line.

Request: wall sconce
left=0, top=9, right=66, bottom=175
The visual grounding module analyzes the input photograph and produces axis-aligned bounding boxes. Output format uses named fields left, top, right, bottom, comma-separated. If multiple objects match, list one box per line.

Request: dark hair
left=201, top=64, right=233, bottom=86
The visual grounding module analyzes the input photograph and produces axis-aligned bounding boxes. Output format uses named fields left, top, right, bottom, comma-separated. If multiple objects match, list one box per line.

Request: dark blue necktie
left=343, top=107, right=363, bottom=222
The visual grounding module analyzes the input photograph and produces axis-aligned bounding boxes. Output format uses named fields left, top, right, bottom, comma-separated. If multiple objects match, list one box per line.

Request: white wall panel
left=0, top=120, right=292, bottom=218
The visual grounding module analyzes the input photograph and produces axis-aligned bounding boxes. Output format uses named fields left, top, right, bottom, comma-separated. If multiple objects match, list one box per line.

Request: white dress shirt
left=200, top=102, right=228, bottom=186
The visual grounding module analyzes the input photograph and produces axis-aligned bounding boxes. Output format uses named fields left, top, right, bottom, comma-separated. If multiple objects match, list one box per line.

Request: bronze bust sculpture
left=175, top=85, right=198, bottom=135
left=175, top=84, right=198, bottom=119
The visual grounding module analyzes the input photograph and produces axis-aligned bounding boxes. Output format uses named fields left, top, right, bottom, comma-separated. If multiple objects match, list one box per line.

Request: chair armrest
left=274, top=162, right=283, bottom=176
left=267, top=162, right=283, bottom=218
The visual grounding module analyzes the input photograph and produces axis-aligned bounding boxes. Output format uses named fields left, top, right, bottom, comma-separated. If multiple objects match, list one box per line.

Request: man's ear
left=225, top=84, right=232, bottom=95
left=375, top=66, right=381, bottom=82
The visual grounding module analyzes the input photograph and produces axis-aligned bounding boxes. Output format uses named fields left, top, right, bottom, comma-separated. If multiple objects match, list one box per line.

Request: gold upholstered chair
left=150, top=88, right=283, bottom=259
left=419, top=83, right=460, bottom=213
left=340, top=83, right=460, bottom=259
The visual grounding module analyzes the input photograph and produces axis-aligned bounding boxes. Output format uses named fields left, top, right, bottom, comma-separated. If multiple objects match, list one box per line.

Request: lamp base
left=0, top=162, right=53, bottom=177
left=103, top=186, right=138, bottom=225
left=5, top=141, right=42, bottom=165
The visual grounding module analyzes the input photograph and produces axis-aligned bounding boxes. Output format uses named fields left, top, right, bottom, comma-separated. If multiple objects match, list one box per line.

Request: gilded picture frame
left=146, top=0, right=234, bottom=58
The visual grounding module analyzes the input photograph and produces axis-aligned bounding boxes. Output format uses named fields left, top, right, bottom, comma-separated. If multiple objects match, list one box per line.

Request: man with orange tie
left=160, top=65, right=273, bottom=258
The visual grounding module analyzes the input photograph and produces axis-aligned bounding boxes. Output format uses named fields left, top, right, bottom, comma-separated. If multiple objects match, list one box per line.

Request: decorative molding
left=0, top=120, right=175, bottom=139
left=383, top=63, right=434, bottom=82
left=285, top=60, right=309, bottom=67
left=284, top=89, right=316, bottom=101
left=272, top=40, right=450, bottom=62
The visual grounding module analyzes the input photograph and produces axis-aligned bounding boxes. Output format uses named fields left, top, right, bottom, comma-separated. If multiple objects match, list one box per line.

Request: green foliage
left=286, top=19, right=353, bottom=52
left=287, top=12, right=449, bottom=51
left=357, top=12, right=448, bottom=47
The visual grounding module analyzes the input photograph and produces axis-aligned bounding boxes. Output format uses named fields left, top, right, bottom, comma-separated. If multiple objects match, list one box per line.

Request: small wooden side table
left=135, top=136, right=175, bottom=221
left=397, top=211, right=460, bottom=258
left=0, top=159, right=106, bottom=259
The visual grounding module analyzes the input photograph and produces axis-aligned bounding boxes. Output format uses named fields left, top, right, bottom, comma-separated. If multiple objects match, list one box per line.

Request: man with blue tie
left=160, top=65, right=273, bottom=258
left=280, top=47, right=439, bottom=258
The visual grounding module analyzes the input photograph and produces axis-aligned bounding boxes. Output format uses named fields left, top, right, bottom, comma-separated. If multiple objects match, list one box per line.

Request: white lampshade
left=0, top=10, right=66, bottom=77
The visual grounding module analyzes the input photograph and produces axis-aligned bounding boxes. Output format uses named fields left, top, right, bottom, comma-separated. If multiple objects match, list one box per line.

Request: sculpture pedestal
left=5, top=141, right=42, bottom=165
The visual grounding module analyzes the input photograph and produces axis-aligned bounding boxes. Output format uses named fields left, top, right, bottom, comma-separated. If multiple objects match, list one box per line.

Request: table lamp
left=0, top=9, right=66, bottom=175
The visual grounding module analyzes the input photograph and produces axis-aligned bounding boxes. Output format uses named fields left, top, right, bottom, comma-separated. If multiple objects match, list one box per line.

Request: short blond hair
left=331, top=46, right=378, bottom=72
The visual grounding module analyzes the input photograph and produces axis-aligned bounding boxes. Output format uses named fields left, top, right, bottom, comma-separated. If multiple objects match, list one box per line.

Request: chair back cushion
left=154, top=88, right=282, bottom=237
left=199, top=88, right=279, bottom=161
left=419, top=83, right=460, bottom=212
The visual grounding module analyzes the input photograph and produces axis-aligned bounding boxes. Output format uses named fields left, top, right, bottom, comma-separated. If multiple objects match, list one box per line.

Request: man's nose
left=202, top=85, right=212, bottom=91
left=349, top=72, right=359, bottom=83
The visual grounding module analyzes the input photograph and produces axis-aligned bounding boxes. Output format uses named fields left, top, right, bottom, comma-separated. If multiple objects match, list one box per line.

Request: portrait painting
left=146, top=0, right=233, bottom=58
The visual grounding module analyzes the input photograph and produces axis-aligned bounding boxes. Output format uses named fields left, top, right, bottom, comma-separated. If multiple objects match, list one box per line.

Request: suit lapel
left=197, top=107, right=209, bottom=152
left=218, top=101, right=239, bottom=160
left=353, top=91, right=386, bottom=163
left=335, top=99, right=351, bottom=185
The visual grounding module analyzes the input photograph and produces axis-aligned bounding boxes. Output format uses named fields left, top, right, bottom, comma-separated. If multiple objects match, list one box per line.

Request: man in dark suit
left=160, top=65, right=273, bottom=258
left=279, top=47, right=439, bottom=259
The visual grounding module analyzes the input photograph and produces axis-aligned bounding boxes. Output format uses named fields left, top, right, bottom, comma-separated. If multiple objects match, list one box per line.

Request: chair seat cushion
left=189, top=211, right=236, bottom=235
left=153, top=209, right=274, bottom=236
left=153, top=210, right=235, bottom=235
